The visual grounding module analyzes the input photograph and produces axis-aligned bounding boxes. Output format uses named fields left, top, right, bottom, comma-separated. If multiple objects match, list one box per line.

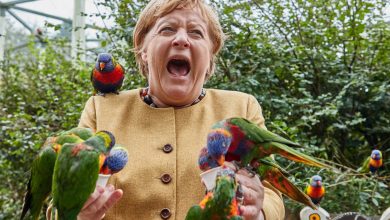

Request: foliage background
left=0, top=0, right=389, bottom=219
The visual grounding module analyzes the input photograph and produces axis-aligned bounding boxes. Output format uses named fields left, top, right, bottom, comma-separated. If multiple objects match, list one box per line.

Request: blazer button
left=161, top=173, right=172, bottom=184
left=160, top=208, right=171, bottom=219
left=163, top=144, right=173, bottom=153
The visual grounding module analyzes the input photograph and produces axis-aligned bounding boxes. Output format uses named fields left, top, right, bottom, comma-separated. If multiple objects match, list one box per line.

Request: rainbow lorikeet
left=185, top=167, right=242, bottom=220
left=358, top=149, right=383, bottom=174
left=51, top=131, right=115, bottom=220
left=198, top=149, right=317, bottom=209
left=305, top=175, right=325, bottom=206
left=100, top=145, right=129, bottom=174
left=208, top=117, right=330, bottom=169
left=91, top=53, right=125, bottom=96
left=20, top=134, right=84, bottom=220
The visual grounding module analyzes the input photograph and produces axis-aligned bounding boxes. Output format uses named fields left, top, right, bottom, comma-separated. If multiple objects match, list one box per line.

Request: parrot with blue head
left=209, top=117, right=331, bottom=169
left=51, top=131, right=115, bottom=220
left=358, top=149, right=383, bottom=174
left=91, top=53, right=125, bottom=96
left=305, top=175, right=325, bottom=206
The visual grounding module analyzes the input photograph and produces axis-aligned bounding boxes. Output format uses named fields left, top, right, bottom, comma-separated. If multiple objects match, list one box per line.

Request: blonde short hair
left=133, top=0, right=225, bottom=79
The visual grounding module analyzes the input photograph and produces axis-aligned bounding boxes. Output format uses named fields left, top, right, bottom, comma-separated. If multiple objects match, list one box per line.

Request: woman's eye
left=160, top=27, right=175, bottom=34
left=189, top=30, right=203, bottom=38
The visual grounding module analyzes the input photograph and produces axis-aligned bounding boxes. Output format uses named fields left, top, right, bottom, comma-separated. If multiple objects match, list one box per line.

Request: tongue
left=168, top=61, right=189, bottom=76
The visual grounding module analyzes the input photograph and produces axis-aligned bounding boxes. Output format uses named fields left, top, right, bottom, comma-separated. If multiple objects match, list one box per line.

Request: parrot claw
left=96, top=92, right=106, bottom=97
left=244, top=164, right=257, bottom=177
left=236, top=183, right=244, bottom=205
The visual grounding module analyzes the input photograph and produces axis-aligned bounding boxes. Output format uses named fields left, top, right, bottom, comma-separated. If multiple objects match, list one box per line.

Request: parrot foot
left=243, top=165, right=256, bottom=177
left=114, top=91, right=120, bottom=95
left=96, top=92, right=106, bottom=97
left=236, top=183, right=244, bottom=205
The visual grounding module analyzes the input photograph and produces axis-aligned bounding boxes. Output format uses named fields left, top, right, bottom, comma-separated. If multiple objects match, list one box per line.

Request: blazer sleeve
left=78, top=96, right=97, bottom=132
left=246, top=94, right=286, bottom=220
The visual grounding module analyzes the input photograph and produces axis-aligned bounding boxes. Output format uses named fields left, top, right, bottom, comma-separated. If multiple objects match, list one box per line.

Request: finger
left=240, top=205, right=261, bottom=219
left=240, top=184, right=259, bottom=205
left=236, top=172, right=262, bottom=191
left=223, top=161, right=237, bottom=172
left=82, top=185, right=105, bottom=209
left=94, top=189, right=123, bottom=217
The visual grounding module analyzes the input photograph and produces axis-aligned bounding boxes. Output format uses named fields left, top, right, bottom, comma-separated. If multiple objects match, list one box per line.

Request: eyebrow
left=155, top=16, right=208, bottom=32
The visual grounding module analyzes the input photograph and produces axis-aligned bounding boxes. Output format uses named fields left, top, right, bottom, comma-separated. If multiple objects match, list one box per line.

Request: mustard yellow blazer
left=79, top=89, right=285, bottom=220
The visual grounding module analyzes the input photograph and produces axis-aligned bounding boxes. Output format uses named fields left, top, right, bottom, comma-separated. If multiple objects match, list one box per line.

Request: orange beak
left=99, top=62, right=105, bottom=71
left=217, top=156, right=225, bottom=166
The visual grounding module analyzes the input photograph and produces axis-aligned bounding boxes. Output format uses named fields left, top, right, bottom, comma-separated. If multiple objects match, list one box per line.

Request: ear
left=141, top=50, right=147, bottom=62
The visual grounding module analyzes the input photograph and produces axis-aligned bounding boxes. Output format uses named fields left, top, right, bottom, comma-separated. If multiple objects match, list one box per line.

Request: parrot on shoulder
left=208, top=117, right=330, bottom=169
left=305, top=175, right=325, bottom=206
left=51, top=130, right=114, bottom=220
left=358, top=149, right=383, bottom=174
left=91, top=53, right=125, bottom=96
left=185, top=167, right=242, bottom=220
left=20, top=133, right=84, bottom=220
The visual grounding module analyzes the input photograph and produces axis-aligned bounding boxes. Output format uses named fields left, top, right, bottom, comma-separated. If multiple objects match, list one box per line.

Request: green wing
left=21, top=143, right=57, bottom=220
left=52, top=143, right=100, bottom=220
left=230, top=118, right=301, bottom=147
left=358, top=156, right=370, bottom=173
left=257, top=157, right=317, bottom=209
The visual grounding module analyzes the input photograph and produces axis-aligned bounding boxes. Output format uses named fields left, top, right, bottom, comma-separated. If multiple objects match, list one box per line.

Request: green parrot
left=209, top=117, right=331, bottom=169
left=51, top=131, right=114, bottom=220
left=255, top=157, right=317, bottom=209
left=59, top=127, right=94, bottom=141
left=21, top=134, right=84, bottom=220
left=185, top=167, right=243, bottom=220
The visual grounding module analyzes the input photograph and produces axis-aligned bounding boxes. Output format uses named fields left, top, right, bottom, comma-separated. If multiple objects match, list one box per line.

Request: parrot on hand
left=91, top=53, right=125, bottom=96
left=255, top=157, right=317, bottom=209
left=20, top=134, right=84, bottom=220
left=358, top=149, right=383, bottom=174
left=209, top=117, right=330, bottom=169
left=305, top=175, right=325, bottom=206
left=59, top=127, right=94, bottom=141
left=51, top=131, right=115, bottom=220
left=100, top=145, right=129, bottom=174
left=185, top=167, right=243, bottom=220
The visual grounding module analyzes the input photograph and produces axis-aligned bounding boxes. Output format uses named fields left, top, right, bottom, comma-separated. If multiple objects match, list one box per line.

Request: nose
left=172, top=29, right=190, bottom=49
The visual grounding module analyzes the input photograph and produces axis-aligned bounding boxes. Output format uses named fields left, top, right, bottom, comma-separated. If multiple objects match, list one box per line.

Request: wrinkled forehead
left=153, top=8, right=208, bottom=29
left=153, top=7, right=208, bottom=30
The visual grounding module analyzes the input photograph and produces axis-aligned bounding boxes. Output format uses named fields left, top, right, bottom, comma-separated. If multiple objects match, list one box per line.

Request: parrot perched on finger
left=358, top=149, right=383, bottom=174
left=20, top=134, right=84, bottom=220
left=185, top=167, right=242, bottom=220
left=305, top=175, right=325, bottom=206
left=209, top=117, right=331, bottom=169
left=91, top=53, right=125, bottom=96
left=255, top=157, right=317, bottom=209
left=51, top=131, right=115, bottom=220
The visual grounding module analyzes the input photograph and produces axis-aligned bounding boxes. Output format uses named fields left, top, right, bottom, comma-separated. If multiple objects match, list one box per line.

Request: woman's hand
left=77, top=184, right=123, bottom=220
left=224, top=162, right=265, bottom=220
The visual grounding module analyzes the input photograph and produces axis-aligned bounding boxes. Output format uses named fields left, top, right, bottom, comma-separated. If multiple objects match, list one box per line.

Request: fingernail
left=97, top=186, right=105, bottom=194
left=107, top=184, right=115, bottom=192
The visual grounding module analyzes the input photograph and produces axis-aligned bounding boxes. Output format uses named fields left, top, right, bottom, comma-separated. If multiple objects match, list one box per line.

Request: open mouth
left=167, top=59, right=190, bottom=76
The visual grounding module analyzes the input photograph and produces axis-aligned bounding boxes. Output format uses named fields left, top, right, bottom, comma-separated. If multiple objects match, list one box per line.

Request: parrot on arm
left=198, top=148, right=317, bottom=209
left=20, top=134, right=84, bottom=220
left=357, top=149, right=383, bottom=174
left=185, top=167, right=243, bottom=220
left=51, top=131, right=115, bottom=220
left=209, top=117, right=331, bottom=169
left=91, top=53, right=125, bottom=96
left=305, top=175, right=325, bottom=206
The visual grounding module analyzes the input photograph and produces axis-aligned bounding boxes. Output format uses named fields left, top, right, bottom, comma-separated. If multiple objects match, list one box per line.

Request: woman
left=77, top=0, right=285, bottom=219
